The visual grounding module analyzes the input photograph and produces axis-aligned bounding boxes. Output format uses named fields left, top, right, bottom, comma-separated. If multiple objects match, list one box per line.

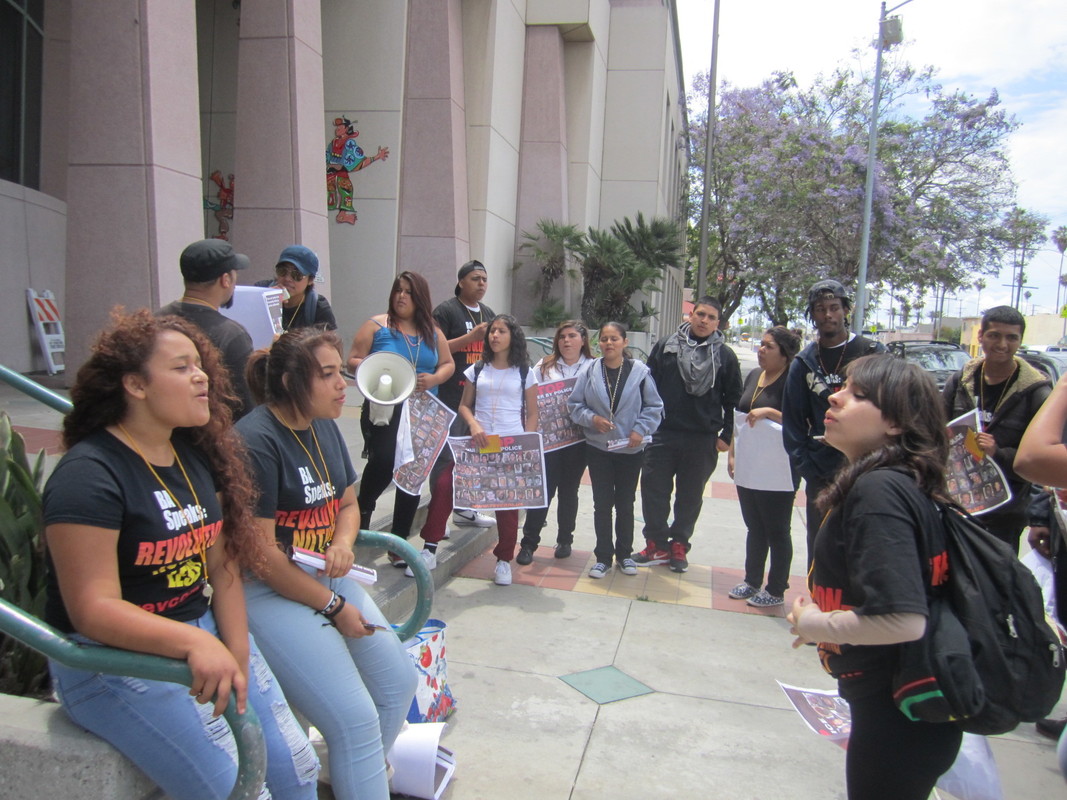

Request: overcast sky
left=676, top=0, right=1067, bottom=323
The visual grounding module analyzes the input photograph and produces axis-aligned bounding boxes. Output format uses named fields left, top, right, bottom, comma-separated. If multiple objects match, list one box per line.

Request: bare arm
left=523, top=383, right=539, bottom=433
left=448, top=322, right=488, bottom=353
left=48, top=523, right=245, bottom=716
left=1016, top=373, right=1067, bottom=486
left=459, top=380, right=487, bottom=448
left=346, top=316, right=385, bottom=372
left=415, top=328, right=455, bottom=393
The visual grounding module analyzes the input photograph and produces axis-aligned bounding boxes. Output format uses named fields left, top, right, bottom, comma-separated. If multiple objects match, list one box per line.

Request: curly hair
left=387, top=271, right=437, bottom=345
left=63, top=309, right=266, bottom=574
left=481, top=314, right=530, bottom=368
left=817, top=354, right=950, bottom=513
left=540, top=320, right=593, bottom=379
left=246, top=327, right=345, bottom=418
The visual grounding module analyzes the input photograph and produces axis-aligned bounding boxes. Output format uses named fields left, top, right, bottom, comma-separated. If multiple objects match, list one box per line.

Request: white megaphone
left=356, top=351, right=418, bottom=426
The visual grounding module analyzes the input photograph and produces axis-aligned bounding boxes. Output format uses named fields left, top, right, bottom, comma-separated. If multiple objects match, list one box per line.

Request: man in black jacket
left=635, top=297, right=742, bottom=573
left=781, top=279, right=884, bottom=570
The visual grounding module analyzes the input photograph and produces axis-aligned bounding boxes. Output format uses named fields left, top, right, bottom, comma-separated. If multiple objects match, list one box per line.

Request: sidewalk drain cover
left=559, top=666, right=653, bottom=704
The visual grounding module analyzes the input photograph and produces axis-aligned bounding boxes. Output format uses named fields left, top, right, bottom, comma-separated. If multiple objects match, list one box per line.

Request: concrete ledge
left=0, top=694, right=162, bottom=799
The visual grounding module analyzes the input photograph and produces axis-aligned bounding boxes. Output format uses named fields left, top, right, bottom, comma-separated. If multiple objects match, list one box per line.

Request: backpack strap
left=304, top=289, right=319, bottom=326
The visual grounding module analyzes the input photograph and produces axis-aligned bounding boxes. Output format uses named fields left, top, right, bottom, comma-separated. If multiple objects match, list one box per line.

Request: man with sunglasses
left=268, top=245, right=337, bottom=331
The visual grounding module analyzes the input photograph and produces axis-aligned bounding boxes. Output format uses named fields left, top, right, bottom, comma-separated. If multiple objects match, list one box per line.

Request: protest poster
left=945, top=408, right=1011, bottom=516
left=393, top=392, right=457, bottom=496
left=448, top=432, right=547, bottom=511
left=777, top=682, right=851, bottom=747
left=535, top=377, right=584, bottom=452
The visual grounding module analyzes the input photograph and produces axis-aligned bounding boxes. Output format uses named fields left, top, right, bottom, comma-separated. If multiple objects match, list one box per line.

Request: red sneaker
left=632, top=540, right=670, bottom=566
left=669, top=541, right=689, bottom=573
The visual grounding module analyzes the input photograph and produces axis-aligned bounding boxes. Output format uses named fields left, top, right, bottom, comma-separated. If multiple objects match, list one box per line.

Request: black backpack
left=893, top=502, right=1065, bottom=735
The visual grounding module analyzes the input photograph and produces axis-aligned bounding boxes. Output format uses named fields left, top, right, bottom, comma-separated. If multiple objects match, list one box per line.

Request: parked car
left=886, top=340, right=969, bottom=390
left=1018, top=349, right=1067, bottom=383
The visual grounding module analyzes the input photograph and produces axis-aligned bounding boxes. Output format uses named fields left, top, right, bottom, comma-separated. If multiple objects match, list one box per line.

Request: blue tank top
left=370, top=323, right=440, bottom=395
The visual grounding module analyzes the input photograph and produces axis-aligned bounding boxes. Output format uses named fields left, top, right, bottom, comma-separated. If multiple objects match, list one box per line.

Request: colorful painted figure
left=326, top=116, right=389, bottom=225
left=204, top=170, right=235, bottom=240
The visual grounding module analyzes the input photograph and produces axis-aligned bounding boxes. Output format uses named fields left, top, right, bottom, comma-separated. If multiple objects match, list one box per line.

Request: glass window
left=0, top=1, right=43, bottom=189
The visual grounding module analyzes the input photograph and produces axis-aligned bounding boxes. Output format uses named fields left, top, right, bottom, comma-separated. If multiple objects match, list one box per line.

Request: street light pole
left=854, top=0, right=911, bottom=334
left=695, top=0, right=721, bottom=303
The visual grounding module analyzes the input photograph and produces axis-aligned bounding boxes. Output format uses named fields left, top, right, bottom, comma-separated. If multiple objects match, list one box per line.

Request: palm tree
left=974, top=278, right=987, bottom=316
left=1053, top=225, right=1067, bottom=314
left=517, top=220, right=585, bottom=305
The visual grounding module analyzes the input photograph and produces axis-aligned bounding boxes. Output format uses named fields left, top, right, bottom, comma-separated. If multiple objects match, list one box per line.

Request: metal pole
left=854, top=1, right=888, bottom=334
left=695, top=0, right=721, bottom=302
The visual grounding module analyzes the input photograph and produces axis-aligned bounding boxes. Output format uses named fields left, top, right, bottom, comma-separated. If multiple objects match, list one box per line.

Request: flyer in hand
left=394, top=392, right=457, bottom=496
left=945, top=408, right=1011, bottom=516
left=535, top=377, right=584, bottom=452
left=448, top=432, right=547, bottom=511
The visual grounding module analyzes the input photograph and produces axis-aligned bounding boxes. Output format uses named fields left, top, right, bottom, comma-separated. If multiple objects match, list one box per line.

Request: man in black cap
left=159, top=239, right=255, bottom=419
left=782, top=279, right=884, bottom=569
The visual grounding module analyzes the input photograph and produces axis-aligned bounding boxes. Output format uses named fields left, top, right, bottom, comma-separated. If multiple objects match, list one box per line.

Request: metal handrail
left=0, top=364, right=71, bottom=414
left=0, top=598, right=266, bottom=799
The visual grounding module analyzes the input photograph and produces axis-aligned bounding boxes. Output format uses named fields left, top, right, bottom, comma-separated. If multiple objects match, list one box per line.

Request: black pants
left=640, top=431, right=717, bottom=550
left=357, top=402, right=420, bottom=537
left=845, top=689, right=961, bottom=800
left=804, top=474, right=832, bottom=573
left=521, top=445, right=587, bottom=549
left=736, top=486, right=796, bottom=597
left=586, top=445, right=643, bottom=565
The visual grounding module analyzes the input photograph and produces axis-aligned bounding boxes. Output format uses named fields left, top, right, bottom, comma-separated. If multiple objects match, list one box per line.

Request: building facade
left=2, top=0, right=688, bottom=374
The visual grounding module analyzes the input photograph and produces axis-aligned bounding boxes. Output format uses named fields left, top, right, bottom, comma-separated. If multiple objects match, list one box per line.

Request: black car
left=1018, top=350, right=1067, bottom=383
left=886, top=341, right=970, bottom=390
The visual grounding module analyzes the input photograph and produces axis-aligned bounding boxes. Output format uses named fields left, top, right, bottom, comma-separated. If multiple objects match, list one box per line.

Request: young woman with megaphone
left=347, top=272, right=453, bottom=571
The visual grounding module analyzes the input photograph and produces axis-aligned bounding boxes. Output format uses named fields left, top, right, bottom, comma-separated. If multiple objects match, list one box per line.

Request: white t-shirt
left=463, top=363, right=537, bottom=435
left=533, top=355, right=591, bottom=384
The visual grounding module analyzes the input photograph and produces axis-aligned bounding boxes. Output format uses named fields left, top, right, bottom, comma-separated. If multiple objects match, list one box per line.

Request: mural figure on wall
left=326, top=116, right=389, bottom=224
left=204, top=170, right=235, bottom=240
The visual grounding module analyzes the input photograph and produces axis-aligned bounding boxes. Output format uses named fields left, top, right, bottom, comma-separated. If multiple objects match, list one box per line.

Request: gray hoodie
left=568, top=358, right=663, bottom=453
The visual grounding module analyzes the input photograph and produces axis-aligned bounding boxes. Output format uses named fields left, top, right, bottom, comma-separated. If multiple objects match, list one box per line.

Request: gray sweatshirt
left=568, top=358, right=663, bottom=453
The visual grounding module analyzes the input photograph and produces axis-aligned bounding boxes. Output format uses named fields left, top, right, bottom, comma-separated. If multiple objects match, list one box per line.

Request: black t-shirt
left=281, top=292, right=337, bottom=331
left=737, top=367, right=787, bottom=414
left=43, top=431, right=222, bottom=633
left=971, top=368, right=1020, bottom=427
left=158, top=300, right=255, bottom=419
left=810, top=468, right=938, bottom=699
left=236, top=405, right=357, bottom=554
left=433, top=297, right=496, bottom=411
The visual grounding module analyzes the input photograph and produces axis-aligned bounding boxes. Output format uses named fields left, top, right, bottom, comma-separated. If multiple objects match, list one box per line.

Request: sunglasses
left=275, top=265, right=307, bottom=281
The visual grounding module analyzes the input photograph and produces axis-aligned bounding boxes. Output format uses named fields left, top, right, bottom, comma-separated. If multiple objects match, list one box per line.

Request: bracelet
left=319, top=591, right=339, bottom=615
left=318, top=594, right=347, bottom=627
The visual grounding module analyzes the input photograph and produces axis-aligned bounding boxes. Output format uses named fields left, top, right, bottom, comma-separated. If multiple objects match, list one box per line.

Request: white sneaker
left=404, top=548, right=437, bottom=578
left=493, top=560, right=512, bottom=586
left=589, top=562, right=610, bottom=579
left=453, top=509, right=495, bottom=528
left=442, top=525, right=451, bottom=540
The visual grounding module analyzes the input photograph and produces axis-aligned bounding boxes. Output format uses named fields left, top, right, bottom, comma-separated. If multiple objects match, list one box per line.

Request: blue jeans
left=245, top=569, right=417, bottom=800
left=49, top=610, right=319, bottom=800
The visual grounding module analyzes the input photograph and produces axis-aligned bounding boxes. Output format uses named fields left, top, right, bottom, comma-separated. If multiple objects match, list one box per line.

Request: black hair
left=481, top=314, right=529, bottom=368
left=246, top=328, right=345, bottom=420
left=818, top=354, right=949, bottom=513
left=980, top=305, right=1025, bottom=335
left=764, top=325, right=801, bottom=361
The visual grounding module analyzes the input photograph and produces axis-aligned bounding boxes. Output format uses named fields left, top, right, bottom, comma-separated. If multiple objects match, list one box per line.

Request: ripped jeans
left=48, top=609, right=319, bottom=800
left=244, top=570, right=417, bottom=800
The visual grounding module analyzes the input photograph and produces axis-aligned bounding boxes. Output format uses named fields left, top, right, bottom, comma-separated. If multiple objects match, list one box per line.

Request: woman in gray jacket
left=569, top=322, right=663, bottom=579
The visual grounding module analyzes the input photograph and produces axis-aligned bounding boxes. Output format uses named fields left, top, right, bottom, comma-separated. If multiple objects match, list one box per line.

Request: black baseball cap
left=454, top=260, right=487, bottom=296
left=808, top=279, right=851, bottom=306
left=180, top=239, right=250, bottom=282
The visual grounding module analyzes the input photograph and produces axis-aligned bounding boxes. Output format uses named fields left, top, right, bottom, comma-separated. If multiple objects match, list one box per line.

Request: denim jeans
left=586, top=445, right=643, bottom=565
left=521, top=445, right=588, bottom=549
left=244, top=569, right=417, bottom=800
left=49, top=610, right=319, bottom=800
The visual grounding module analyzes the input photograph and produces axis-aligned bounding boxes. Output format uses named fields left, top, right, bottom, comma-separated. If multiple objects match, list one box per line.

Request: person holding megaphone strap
left=348, top=272, right=453, bottom=569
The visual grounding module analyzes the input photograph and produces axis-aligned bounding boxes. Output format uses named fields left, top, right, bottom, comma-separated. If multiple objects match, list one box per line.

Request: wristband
left=317, top=593, right=347, bottom=627
left=319, top=591, right=339, bottom=615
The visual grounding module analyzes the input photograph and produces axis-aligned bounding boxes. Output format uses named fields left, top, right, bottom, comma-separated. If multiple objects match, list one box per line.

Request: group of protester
left=37, top=234, right=1067, bottom=799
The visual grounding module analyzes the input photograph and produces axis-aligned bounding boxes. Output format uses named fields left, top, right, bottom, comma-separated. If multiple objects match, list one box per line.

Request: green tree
left=516, top=219, right=585, bottom=305
left=1001, top=207, right=1049, bottom=308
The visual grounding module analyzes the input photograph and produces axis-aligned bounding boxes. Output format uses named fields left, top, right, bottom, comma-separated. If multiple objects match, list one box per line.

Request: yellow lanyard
left=117, top=425, right=212, bottom=597
left=278, top=415, right=338, bottom=542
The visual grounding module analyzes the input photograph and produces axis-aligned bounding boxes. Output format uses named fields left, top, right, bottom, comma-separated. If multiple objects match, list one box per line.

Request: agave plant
left=0, top=411, right=49, bottom=696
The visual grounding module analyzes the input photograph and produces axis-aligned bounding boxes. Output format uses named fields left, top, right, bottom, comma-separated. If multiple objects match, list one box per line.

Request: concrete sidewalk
left=3, top=349, right=1064, bottom=799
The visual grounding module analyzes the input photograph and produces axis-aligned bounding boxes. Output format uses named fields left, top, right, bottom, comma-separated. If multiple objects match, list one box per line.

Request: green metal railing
left=0, top=364, right=71, bottom=414
left=0, top=597, right=266, bottom=799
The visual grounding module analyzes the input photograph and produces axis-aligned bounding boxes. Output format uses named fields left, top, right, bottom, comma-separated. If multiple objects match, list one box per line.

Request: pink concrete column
left=64, top=0, right=204, bottom=373
left=512, top=26, right=569, bottom=322
left=397, top=0, right=470, bottom=288
left=232, top=0, right=329, bottom=278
